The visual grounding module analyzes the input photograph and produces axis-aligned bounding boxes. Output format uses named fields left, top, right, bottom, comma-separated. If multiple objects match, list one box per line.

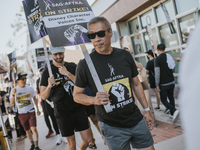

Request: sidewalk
left=8, top=96, right=185, bottom=150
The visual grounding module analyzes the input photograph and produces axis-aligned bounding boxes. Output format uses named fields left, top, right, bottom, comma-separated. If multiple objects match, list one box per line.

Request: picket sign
left=79, top=43, right=113, bottom=113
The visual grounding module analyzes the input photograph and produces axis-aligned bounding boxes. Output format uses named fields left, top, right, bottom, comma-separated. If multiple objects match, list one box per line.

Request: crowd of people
left=0, top=16, right=185, bottom=150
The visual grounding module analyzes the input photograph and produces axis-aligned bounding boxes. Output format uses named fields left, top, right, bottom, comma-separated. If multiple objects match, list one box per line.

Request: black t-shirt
left=75, top=47, right=143, bottom=128
left=146, top=59, right=156, bottom=88
left=155, top=53, right=174, bottom=84
left=40, top=62, right=82, bottom=116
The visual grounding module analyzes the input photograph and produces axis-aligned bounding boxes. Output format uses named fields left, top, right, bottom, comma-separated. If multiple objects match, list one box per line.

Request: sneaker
left=169, top=114, right=173, bottom=119
left=88, top=144, right=97, bottom=149
left=164, top=109, right=170, bottom=114
left=172, top=110, right=179, bottom=123
left=154, top=107, right=161, bottom=111
left=62, top=137, right=68, bottom=144
left=34, top=147, right=41, bottom=150
left=56, top=134, right=62, bottom=145
left=30, top=144, right=35, bottom=150
left=46, top=130, right=54, bottom=138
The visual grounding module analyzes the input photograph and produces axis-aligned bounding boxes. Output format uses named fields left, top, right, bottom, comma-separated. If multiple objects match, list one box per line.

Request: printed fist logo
left=111, top=83, right=125, bottom=102
left=63, top=80, right=74, bottom=95
left=64, top=25, right=88, bottom=43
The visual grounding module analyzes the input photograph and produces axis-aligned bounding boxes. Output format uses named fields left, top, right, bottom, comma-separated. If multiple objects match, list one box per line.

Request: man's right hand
left=94, top=92, right=110, bottom=105
left=156, top=86, right=161, bottom=92
left=48, top=76, right=55, bottom=88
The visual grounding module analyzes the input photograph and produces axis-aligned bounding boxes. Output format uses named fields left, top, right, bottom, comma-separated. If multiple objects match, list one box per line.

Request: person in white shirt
left=10, top=73, right=41, bottom=150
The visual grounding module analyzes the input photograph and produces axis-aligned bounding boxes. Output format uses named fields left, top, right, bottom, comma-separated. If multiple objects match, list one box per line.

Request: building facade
left=91, top=0, right=200, bottom=87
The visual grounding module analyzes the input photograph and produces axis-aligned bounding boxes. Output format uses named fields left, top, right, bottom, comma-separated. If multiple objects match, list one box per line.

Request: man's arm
left=10, top=88, right=16, bottom=106
left=33, top=96, right=41, bottom=115
left=40, top=76, right=55, bottom=100
left=131, top=76, right=154, bottom=130
left=134, top=60, right=143, bottom=70
left=73, top=86, right=109, bottom=106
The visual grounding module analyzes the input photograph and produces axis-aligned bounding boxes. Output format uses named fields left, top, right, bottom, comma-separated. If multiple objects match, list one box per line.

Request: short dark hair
left=88, top=17, right=111, bottom=31
left=157, top=44, right=166, bottom=51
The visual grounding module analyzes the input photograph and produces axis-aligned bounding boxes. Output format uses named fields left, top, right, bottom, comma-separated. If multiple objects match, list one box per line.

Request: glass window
left=128, top=18, right=140, bottom=34
left=175, top=0, right=199, bottom=14
left=155, top=0, right=174, bottom=23
left=166, top=49, right=181, bottom=73
left=143, top=28, right=158, bottom=51
left=140, top=10, right=156, bottom=29
left=131, top=35, right=144, bottom=55
left=178, top=13, right=195, bottom=44
left=159, top=22, right=179, bottom=47
left=135, top=56, right=147, bottom=68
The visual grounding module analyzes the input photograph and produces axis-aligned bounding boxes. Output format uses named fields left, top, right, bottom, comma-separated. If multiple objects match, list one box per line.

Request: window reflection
left=175, top=0, right=199, bottom=14
left=178, top=13, right=195, bottom=44
left=131, top=35, right=144, bottom=55
left=144, top=29, right=158, bottom=51
left=135, top=56, right=147, bottom=68
left=159, top=22, right=179, bottom=47
left=140, top=10, right=156, bottom=29
left=155, top=0, right=174, bottom=23
left=128, top=18, right=140, bottom=35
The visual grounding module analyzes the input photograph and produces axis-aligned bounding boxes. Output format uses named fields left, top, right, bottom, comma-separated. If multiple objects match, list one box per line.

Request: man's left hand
left=145, top=111, right=154, bottom=131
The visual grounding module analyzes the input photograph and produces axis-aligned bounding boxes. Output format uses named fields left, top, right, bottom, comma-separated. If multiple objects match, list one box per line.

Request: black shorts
left=56, top=109, right=89, bottom=137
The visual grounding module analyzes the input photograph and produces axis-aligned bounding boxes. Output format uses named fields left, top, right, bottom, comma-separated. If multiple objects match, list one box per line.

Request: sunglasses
left=87, top=30, right=110, bottom=39
left=20, top=77, right=27, bottom=80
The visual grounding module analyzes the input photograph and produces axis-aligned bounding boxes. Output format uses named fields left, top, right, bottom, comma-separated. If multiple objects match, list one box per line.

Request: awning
left=0, top=60, right=8, bottom=74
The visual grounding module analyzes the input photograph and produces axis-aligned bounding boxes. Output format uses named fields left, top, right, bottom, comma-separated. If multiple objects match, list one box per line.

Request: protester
left=10, top=73, right=41, bottom=150
left=40, top=44, right=92, bottom=150
left=179, top=19, right=200, bottom=150
left=145, top=50, right=161, bottom=110
left=155, top=44, right=179, bottom=123
left=36, top=66, right=63, bottom=145
left=74, top=16, right=155, bottom=150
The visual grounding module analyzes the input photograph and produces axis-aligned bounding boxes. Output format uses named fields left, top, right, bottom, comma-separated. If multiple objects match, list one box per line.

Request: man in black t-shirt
left=155, top=44, right=179, bottom=123
left=74, top=17, right=155, bottom=150
left=145, top=50, right=161, bottom=111
left=40, top=45, right=92, bottom=150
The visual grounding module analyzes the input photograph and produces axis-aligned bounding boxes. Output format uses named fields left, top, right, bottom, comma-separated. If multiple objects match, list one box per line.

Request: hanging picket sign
left=38, top=0, right=95, bottom=47
left=160, top=2, right=176, bottom=34
left=23, top=0, right=48, bottom=43
left=194, top=7, right=199, bottom=24
left=145, top=25, right=156, bottom=52
left=7, top=50, right=17, bottom=82
left=23, top=0, right=53, bottom=77
left=35, top=47, right=53, bottom=69
left=38, top=0, right=113, bottom=113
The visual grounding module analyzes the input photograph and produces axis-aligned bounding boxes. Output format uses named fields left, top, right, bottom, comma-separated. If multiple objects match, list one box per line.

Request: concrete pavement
left=8, top=96, right=185, bottom=150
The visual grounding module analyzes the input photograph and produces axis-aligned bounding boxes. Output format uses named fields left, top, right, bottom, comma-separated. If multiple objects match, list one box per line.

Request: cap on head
left=39, top=66, right=45, bottom=72
left=49, top=44, right=65, bottom=54
left=16, top=73, right=27, bottom=80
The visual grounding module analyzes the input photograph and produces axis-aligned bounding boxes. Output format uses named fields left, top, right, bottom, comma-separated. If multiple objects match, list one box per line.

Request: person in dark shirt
left=145, top=50, right=161, bottom=110
left=155, top=44, right=179, bottom=123
left=36, top=66, right=62, bottom=145
left=73, top=16, right=155, bottom=150
left=40, top=44, right=92, bottom=150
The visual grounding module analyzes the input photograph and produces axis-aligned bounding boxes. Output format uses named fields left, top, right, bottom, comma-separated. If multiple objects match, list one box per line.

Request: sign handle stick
left=79, top=44, right=113, bottom=113
left=42, top=38, right=53, bottom=77
left=0, top=108, right=11, bottom=150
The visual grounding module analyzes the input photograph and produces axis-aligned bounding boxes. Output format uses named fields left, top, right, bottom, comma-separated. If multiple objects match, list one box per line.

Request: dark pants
left=41, top=100, right=60, bottom=134
left=159, top=84, right=176, bottom=115
left=43, top=100, right=60, bottom=135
